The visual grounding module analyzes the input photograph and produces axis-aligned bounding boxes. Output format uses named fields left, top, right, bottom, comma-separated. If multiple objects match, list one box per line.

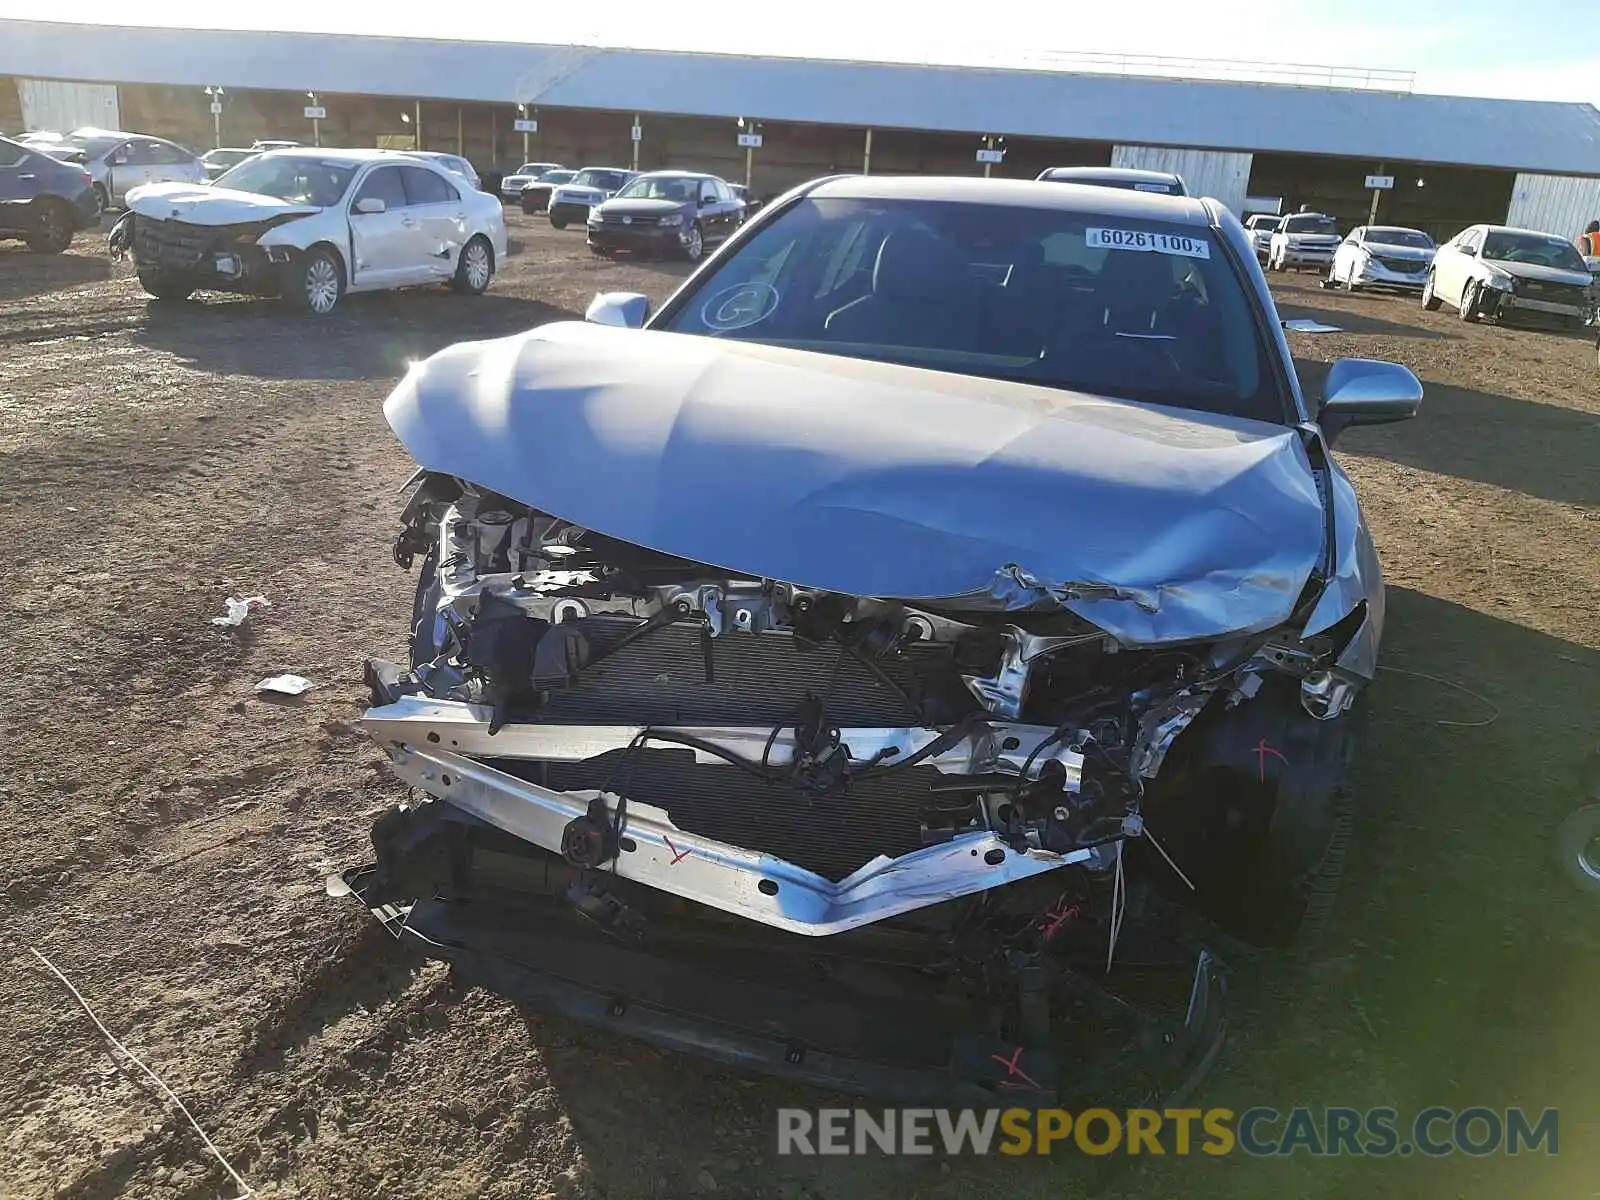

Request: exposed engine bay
left=339, top=469, right=1363, bottom=1101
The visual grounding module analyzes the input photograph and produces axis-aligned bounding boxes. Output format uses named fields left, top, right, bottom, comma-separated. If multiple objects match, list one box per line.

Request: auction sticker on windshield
left=1087, top=228, right=1211, bottom=259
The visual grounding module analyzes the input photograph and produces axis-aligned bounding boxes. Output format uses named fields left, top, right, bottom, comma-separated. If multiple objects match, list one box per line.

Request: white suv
left=125, top=148, right=508, bottom=315
left=1268, top=212, right=1341, bottom=272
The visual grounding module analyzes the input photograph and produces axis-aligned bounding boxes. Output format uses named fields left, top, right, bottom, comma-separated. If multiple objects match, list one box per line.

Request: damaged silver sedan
left=337, top=176, right=1421, bottom=1103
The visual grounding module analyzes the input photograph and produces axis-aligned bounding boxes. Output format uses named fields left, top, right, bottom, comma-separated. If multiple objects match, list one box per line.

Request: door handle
left=19, top=173, right=35, bottom=180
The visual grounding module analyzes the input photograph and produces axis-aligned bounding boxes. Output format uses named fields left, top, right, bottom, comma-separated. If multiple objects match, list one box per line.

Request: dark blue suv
left=0, top=134, right=99, bottom=254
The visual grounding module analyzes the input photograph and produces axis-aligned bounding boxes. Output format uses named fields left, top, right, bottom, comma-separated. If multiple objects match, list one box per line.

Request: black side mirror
left=1319, top=357, right=1423, bottom=445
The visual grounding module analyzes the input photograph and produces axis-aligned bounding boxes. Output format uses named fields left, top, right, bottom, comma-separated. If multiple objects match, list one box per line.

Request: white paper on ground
left=254, top=673, right=315, bottom=696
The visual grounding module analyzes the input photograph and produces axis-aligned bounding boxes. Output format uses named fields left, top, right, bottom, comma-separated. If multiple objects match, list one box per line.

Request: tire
left=138, top=272, right=194, bottom=302
left=681, top=223, right=704, bottom=262
left=24, top=198, right=74, bottom=253
left=282, top=246, right=344, bottom=315
left=92, top=184, right=108, bottom=218
left=1459, top=281, right=1480, bottom=323
left=1421, top=271, right=1441, bottom=310
left=520, top=194, right=540, bottom=215
left=449, top=235, right=493, bottom=294
left=1555, top=805, right=1600, bottom=894
left=549, top=214, right=568, bottom=230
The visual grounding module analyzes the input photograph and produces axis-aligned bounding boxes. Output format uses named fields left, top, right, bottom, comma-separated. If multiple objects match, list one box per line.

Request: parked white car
left=124, top=148, right=507, bottom=315
left=1267, top=212, right=1341, bottom=272
left=1242, top=214, right=1280, bottom=262
left=1422, top=224, right=1594, bottom=329
left=1327, top=225, right=1436, bottom=292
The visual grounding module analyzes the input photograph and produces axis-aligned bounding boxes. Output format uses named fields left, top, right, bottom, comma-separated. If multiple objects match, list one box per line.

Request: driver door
left=346, top=166, right=415, bottom=289
left=105, top=140, right=155, bottom=204
left=1436, top=229, right=1477, bottom=304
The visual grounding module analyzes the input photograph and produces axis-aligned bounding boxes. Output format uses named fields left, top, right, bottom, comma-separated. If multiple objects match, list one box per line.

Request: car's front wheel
left=283, top=247, right=344, bottom=315
left=1459, top=280, right=1481, bottom=322
left=449, top=236, right=494, bottom=294
left=680, top=223, right=704, bottom=262
left=549, top=214, right=568, bottom=230
left=1421, top=271, right=1441, bottom=310
left=25, top=198, right=74, bottom=253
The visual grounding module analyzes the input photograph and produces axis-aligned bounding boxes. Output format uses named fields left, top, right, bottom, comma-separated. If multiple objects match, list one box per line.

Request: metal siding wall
left=1111, top=145, right=1252, bottom=214
left=18, top=78, right=118, bottom=131
left=1505, top=173, right=1600, bottom=237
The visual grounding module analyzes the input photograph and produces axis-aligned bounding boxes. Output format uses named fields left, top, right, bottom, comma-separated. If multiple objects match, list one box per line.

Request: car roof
left=1038, top=166, right=1182, bottom=184
left=807, top=174, right=1212, bottom=227
left=634, top=169, right=716, bottom=180
left=255, top=147, right=417, bottom=164
left=1475, top=224, right=1570, bottom=237
left=572, top=165, right=634, bottom=173
left=1365, top=224, right=1428, bottom=234
left=205, top=147, right=255, bottom=154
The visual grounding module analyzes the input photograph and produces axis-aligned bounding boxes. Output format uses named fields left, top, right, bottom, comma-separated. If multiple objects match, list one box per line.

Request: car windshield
left=572, top=169, right=629, bottom=190
left=658, top=195, right=1285, bottom=423
left=212, top=155, right=357, bottom=207
left=1481, top=231, right=1587, bottom=270
left=1284, top=215, right=1337, bottom=234
left=1365, top=227, right=1433, bottom=249
left=540, top=170, right=575, bottom=184
left=616, top=175, right=699, bottom=201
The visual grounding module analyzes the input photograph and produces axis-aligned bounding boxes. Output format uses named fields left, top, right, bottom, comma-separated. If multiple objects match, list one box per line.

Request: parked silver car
left=336, top=176, right=1423, bottom=1101
left=27, top=127, right=204, bottom=212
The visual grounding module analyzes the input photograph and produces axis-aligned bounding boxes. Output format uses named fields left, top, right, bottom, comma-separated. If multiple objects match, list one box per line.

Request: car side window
left=0, top=139, right=26, bottom=168
left=699, top=181, right=718, bottom=205
left=1457, top=231, right=1481, bottom=255
left=714, top=180, right=733, bottom=202
left=401, top=165, right=458, bottom=206
left=353, top=166, right=408, bottom=210
left=148, top=141, right=190, bottom=164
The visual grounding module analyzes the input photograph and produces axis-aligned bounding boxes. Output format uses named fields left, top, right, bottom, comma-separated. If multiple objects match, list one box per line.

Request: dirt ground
left=0, top=219, right=1597, bottom=1200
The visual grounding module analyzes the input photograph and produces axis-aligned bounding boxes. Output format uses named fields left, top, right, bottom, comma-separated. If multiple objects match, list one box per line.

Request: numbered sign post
left=1365, top=167, right=1393, bottom=223
left=631, top=116, right=642, bottom=171
left=737, top=129, right=762, bottom=187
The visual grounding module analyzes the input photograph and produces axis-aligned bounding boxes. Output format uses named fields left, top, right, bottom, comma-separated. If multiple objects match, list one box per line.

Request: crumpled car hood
left=126, top=181, right=321, bottom=226
left=383, top=322, right=1326, bottom=644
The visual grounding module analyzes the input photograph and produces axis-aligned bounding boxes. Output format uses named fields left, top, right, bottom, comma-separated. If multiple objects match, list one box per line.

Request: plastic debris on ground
left=211, top=595, right=270, bottom=627
left=254, top=674, right=315, bottom=697
left=1282, top=318, right=1343, bottom=333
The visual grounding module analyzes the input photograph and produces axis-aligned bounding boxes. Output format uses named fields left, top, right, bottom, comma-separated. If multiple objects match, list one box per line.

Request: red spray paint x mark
left=1035, top=897, right=1079, bottom=943
left=1256, top=738, right=1289, bottom=784
left=662, top=836, right=693, bottom=866
left=989, top=1045, right=1044, bottom=1092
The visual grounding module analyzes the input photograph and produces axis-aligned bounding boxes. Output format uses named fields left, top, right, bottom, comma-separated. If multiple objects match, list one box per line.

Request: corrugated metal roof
left=4, top=19, right=1600, bottom=176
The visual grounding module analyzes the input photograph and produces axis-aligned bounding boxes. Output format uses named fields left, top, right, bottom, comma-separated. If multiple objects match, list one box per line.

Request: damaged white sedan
left=338, top=176, right=1421, bottom=1103
left=124, top=148, right=507, bottom=314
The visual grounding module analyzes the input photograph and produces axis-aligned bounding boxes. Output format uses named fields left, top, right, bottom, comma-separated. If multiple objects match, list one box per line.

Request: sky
left=1, top=1, right=1598, bottom=107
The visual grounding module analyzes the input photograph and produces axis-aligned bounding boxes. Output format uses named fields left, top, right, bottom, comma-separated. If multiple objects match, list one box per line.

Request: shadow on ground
left=130, top=292, right=578, bottom=382
left=1295, top=358, right=1600, bottom=509
left=1277, top=299, right=1454, bottom=341
left=0, top=239, right=113, bottom=301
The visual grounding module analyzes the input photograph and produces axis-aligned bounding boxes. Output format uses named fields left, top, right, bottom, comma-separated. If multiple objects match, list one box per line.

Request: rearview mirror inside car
left=354, top=197, right=386, bottom=215
left=1318, top=357, right=1423, bottom=444
left=585, top=291, right=650, bottom=329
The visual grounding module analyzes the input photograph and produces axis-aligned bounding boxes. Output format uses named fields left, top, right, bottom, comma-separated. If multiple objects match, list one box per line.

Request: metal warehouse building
left=4, top=18, right=1600, bottom=240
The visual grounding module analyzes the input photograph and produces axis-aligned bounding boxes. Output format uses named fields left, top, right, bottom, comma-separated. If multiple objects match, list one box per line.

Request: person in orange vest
left=1579, top=220, right=1600, bottom=257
